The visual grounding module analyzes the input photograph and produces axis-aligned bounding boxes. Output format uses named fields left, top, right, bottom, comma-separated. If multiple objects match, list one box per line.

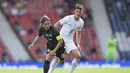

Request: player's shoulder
left=50, top=26, right=59, bottom=34
left=64, top=15, right=73, bottom=19
left=79, top=18, right=84, bottom=27
left=51, top=26, right=59, bottom=31
left=79, top=18, right=84, bottom=24
left=68, top=15, right=74, bottom=17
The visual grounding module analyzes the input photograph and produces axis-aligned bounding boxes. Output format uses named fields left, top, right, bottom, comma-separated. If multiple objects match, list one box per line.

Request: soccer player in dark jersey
left=28, top=15, right=65, bottom=73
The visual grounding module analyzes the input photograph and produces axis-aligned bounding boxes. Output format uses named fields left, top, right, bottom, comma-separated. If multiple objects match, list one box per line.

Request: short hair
left=40, top=15, right=50, bottom=26
left=75, top=4, right=83, bottom=10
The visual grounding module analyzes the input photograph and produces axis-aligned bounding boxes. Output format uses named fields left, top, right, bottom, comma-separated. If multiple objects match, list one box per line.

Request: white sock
left=48, top=57, right=59, bottom=73
left=68, top=58, right=79, bottom=73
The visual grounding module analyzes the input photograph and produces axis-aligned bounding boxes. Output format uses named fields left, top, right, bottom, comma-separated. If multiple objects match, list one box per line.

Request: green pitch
left=0, top=68, right=130, bottom=73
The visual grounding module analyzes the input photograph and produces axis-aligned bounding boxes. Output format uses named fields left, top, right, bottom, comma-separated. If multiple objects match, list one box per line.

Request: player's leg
left=111, top=51, right=116, bottom=64
left=106, top=48, right=113, bottom=64
left=106, top=51, right=111, bottom=64
left=64, top=40, right=81, bottom=73
left=44, top=49, right=53, bottom=73
left=65, top=41, right=81, bottom=73
left=57, top=53, right=65, bottom=66
left=48, top=57, right=59, bottom=73
left=57, top=47, right=65, bottom=65
left=68, top=49, right=81, bottom=73
left=48, top=46, right=65, bottom=73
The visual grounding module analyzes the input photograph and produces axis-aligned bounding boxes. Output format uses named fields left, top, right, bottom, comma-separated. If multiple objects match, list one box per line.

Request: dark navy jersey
left=38, top=26, right=64, bottom=48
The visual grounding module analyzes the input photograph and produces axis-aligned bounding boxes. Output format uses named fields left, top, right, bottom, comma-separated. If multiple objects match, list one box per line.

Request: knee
left=75, top=53, right=81, bottom=60
left=51, top=63, right=56, bottom=67
left=46, top=54, right=53, bottom=61
left=71, top=49, right=81, bottom=60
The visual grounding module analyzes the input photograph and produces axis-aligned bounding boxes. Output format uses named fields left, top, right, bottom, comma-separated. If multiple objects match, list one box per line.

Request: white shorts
left=64, top=40, right=77, bottom=54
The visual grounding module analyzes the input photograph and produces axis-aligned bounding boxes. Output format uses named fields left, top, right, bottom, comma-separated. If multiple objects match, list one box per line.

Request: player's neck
left=74, top=15, right=79, bottom=21
left=43, top=26, right=50, bottom=31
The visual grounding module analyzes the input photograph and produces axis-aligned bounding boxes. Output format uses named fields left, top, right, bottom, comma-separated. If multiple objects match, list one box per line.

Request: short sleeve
left=52, top=27, right=62, bottom=40
left=38, top=27, right=43, bottom=37
left=59, top=16, right=69, bottom=25
left=78, top=21, right=84, bottom=31
left=53, top=27, right=60, bottom=36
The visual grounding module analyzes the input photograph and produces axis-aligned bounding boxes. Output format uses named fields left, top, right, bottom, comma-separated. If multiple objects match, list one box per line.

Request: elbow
left=59, top=39, right=63, bottom=44
left=54, top=21, right=60, bottom=28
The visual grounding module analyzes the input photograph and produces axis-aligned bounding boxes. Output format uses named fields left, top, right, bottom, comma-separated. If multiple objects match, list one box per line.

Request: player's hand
left=49, top=50, right=55, bottom=56
left=28, top=44, right=34, bottom=50
left=77, top=44, right=82, bottom=52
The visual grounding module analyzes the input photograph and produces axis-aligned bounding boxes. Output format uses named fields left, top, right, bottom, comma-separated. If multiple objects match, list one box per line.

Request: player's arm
left=54, top=21, right=61, bottom=28
left=54, top=16, right=68, bottom=28
left=49, top=35, right=63, bottom=56
left=54, top=35, right=63, bottom=52
left=76, top=30, right=81, bottom=48
left=29, top=27, right=43, bottom=50
left=28, top=36, right=41, bottom=50
left=108, top=39, right=112, bottom=47
left=31, top=36, right=41, bottom=45
left=76, top=22, right=84, bottom=51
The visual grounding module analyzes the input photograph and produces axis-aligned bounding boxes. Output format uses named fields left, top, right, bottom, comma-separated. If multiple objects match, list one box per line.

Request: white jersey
left=59, top=15, right=84, bottom=41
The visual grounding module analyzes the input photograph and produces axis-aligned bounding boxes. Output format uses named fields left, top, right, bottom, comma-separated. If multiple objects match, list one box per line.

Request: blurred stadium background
left=0, top=0, right=130, bottom=73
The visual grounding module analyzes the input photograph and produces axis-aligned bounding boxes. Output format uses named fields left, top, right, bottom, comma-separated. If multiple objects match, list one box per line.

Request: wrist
left=53, top=49, right=56, bottom=52
left=77, top=44, right=80, bottom=47
left=31, top=43, right=34, bottom=45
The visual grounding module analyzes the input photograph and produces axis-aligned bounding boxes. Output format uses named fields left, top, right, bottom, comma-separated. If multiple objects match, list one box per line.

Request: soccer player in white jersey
left=49, top=4, right=84, bottom=73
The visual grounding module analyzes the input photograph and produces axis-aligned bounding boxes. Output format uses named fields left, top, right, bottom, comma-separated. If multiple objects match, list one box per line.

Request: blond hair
left=75, top=4, right=83, bottom=10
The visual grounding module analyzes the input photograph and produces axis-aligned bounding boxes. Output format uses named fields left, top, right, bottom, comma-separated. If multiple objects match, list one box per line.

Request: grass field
left=0, top=68, right=130, bottom=73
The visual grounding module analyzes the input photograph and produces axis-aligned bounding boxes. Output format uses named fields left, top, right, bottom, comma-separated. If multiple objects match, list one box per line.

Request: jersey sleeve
left=56, top=35, right=62, bottom=40
left=53, top=27, right=60, bottom=35
left=38, top=27, right=43, bottom=37
left=108, top=39, right=112, bottom=47
left=78, top=21, right=84, bottom=31
left=59, top=16, right=69, bottom=25
left=53, top=27, right=62, bottom=40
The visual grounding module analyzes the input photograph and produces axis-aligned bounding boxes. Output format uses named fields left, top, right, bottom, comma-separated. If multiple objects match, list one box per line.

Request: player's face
left=42, top=20, right=51, bottom=30
left=75, top=9, right=83, bottom=18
